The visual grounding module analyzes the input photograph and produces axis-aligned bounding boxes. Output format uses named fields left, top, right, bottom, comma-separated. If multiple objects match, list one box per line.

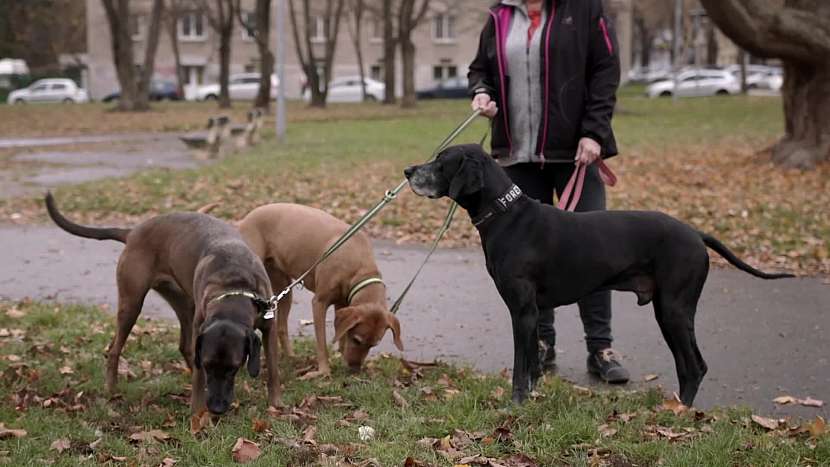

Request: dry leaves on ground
left=231, top=437, right=261, bottom=464
left=0, top=424, right=27, bottom=439
left=773, top=395, right=824, bottom=408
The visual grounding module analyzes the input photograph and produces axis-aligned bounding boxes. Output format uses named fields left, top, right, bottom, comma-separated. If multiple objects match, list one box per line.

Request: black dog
left=404, top=144, right=793, bottom=405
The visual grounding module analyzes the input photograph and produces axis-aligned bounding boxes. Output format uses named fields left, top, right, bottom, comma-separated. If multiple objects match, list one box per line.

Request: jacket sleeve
left=467, top=17, right=496, bottom=99
left=581, top=0, right=620, bottom=149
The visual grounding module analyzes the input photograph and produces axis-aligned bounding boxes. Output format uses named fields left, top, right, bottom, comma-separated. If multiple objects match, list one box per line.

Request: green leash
left=264, top=109, right=485, bottom=319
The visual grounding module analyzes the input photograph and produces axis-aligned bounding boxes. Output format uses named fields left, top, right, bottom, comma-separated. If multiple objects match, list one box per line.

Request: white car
left=7, top=78, right=89, bottom=104
left=194, top=73, right=278, bottom=101
left=302, top=77, right=385, bottom=103
left=646, top=69, right=740, bottom=98
left=745, top=69, right=783, bottom=91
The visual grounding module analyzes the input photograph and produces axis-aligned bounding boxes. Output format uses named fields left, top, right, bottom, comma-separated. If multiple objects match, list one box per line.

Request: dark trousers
left=503, top=162, right=613, bottom=354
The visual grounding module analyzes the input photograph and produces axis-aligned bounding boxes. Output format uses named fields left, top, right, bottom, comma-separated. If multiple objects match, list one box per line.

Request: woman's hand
left=575, top=137, right=601, bottom=165
left=472, top=93, right=498, bottom=118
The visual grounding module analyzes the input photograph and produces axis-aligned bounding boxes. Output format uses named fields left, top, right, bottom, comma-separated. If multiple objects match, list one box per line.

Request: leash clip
left=383, top=190, right=398, bottom=202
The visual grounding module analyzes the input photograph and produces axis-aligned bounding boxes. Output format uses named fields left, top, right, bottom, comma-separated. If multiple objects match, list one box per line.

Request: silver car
left=646, top=69, right=741, bottom=98
left=7, top=78, right=89, bottom=104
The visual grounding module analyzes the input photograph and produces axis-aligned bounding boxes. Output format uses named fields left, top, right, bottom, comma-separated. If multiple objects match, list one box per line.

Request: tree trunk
left=347, top=0, right=367, bottom=101
left=253, top=0, right=273, bottom=110
left=772, top=63, right=830, bottom=168
left=705, top=20, right=718, bottom=66
left=102, top=0, right=138, bottom=111
left=635, top=17, right=652, bottom=67
left=135, top=0, right=165, bottom=111
left=382, top=0, right=395, bottom=104
left=218, top=30, right=231, bottom=108
left=400, top=37, right=415, bottom=107
left=167, top=8, right=186, bottom=98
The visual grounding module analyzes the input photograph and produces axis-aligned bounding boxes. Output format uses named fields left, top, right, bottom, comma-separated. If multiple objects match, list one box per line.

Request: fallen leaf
left=5, top=307, right=25, bottom=318
left=392, top=389, right=410, bottom=408
left=190, top=410, right=212, bottom=434
left=358, top=425, right=375, bottom=442
left=657, top=394, right=688, bottom=415
left=159, top=458, right=177, bottom=467
left=644, top=374, right=659, bottom=382
left=50, top=438, right=71, bottom=453
left=805, top=416, right=826, bottom=438
left=231, top=437, right=261, bottom=463
left=800, top=397, right=824, bottom=408
left=751, top=415, right=779, bottom=431
left=302, top=425, right=317, bottom=445
left=773, top=395, right=798, bottom=405
left=0, top=424, right=27, bottom=439
left=58, top=366, right=74, bottom=375
left=129, top=429, right=171, bottom=443
left=572, top=385, right=592, bottom=396
left=6, top=355, right=21, bottom=363
left=597, top=424, right=617, bottom=438
left=490, top=386, right=506, bottom=400
left=251, top=418, right=269, bottom=433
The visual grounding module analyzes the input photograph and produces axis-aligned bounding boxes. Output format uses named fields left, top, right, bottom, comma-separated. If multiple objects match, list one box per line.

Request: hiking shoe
left=587, top=348, right=630, bottom=384
left=538, top=341, right=557, bottom=374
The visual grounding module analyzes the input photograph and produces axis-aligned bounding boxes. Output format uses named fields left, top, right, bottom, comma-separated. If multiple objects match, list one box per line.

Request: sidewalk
left=1, top=223, right=827, bottom=418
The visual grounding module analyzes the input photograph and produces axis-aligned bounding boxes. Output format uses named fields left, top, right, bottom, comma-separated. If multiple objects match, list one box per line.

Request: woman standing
left=468, top=0, right=629, bottom=383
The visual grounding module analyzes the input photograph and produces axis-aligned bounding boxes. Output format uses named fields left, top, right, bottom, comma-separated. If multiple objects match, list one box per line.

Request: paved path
left=1, top=223, right=827, bottom=418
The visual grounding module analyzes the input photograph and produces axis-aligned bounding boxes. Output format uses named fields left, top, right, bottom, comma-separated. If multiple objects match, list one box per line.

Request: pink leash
left=557, top=160, right=617, bottom=212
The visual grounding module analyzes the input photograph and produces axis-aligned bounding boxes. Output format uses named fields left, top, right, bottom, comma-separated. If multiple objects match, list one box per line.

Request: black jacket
left=468, top=0, right=620, bottom=161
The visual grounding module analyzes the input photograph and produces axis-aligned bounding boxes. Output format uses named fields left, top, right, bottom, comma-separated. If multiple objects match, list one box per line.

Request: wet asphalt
left=1, top=223, right=827, bottom=418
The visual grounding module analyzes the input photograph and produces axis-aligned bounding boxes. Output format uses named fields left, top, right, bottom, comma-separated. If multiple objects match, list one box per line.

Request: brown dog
left=238, top=203, right=403, bottom=377
left=45, top=193, right=281, bottom=414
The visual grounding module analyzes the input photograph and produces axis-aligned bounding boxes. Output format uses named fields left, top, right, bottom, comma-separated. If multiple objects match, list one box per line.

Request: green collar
left=347, top=277, right=385, bottom=304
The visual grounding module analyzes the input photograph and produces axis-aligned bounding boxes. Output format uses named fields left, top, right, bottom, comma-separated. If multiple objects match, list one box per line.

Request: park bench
left=179, top=115, right=230, bottom=159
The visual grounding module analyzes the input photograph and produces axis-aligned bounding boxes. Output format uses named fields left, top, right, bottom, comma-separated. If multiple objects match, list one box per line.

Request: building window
left=433, top=62, right=457, bottom=82
left=370, top=64, right=382, bottom=81
left=241, top=11, right=256, bottom=41
left=130, top=14, right=144, bottom=41
left=311, top=16, right=326, bottom=43
left=179, top=12, right=206, bottom=41
left=368, top=16, right=383, bottom=43
left=433, top=13, right=456, bottom=43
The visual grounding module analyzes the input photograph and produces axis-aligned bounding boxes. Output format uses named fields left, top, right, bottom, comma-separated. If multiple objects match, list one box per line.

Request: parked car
left=646, top=69, right=740, bottom=98
left=195, top=73, right=278, bottom=101
left=7, top=78, right=88, bottom=104
left=302, top=76, right=385, bottom=103
left=102, top=80, right=182, bottom=102
left=627, top=66, right=672, bottom=84
left=416, top=76, right=469, bottom=100
left=745, top=68, right=783, bottom=91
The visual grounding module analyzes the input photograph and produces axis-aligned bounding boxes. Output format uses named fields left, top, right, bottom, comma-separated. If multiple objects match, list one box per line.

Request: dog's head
left=404, top=144, right=487, bottom=201
left=332, top=304, right=403, bottom=372
left=194, top=319, right=261, bottom=415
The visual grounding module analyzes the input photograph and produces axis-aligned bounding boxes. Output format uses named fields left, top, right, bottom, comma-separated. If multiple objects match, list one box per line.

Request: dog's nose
left=404, top=165, right=416, bottom=179
left=207, top=399, right=230, bottom=415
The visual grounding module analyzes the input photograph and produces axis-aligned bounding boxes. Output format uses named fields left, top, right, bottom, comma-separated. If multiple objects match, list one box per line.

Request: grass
left=0, top=300, right=827, bottom=466
left=2, top=94, right=828, bottom=276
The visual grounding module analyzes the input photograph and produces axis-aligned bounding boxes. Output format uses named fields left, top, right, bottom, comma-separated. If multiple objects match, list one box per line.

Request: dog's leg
left=301, top=296, right=331, bottom=379
left=155, top=285, right=195, bottom=369
left=262, top=322, right=283, bottom=408
left=277, top=289, right=293, bottom=358
left=499, top=280, right=539, bottom=404
left=654, top=294, right=708, bottom=407
left=107, top=256, right=152, bottom=393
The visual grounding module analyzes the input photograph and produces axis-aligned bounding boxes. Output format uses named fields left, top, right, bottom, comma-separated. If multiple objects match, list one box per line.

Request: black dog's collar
left=471, top=184, right=525, bottom=227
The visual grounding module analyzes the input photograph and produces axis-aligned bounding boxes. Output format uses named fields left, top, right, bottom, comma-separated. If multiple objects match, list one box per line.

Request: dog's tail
left=45, top=192, right=130, bottom=243
left=699, top=231, right=794, bottom=279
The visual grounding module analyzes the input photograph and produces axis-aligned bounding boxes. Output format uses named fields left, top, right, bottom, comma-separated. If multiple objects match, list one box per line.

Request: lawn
left=1, top=94, right=827, bottom=276
left=1, top=300, right=827, bottom=466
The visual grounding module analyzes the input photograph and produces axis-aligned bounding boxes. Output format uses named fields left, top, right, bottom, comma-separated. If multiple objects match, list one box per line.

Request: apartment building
left=85, top=0, right=632, bottom=101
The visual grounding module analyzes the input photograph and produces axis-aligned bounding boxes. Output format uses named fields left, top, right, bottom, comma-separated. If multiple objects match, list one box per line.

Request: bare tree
left=397, top=0, right=430, bottom=108
left=288, top=0, right=346, bottom=107
left=166, top=0, right=190, bottom=97
left=236, top=0, right=274, bottom=110
left=700, top=0, right=830, bottom=168
left=101, top=0, right=165, bottom=111
left=381, top=0, right=396, bottom=103
left=201, top=0, right=235, bottom=108
left=345, top=0, right=368, bottom=101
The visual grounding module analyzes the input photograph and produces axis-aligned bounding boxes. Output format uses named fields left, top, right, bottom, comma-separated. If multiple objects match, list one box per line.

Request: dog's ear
left=448, top=154, right=483, bottom=199
left=332, top=307, right=363, bottom=344
left=385, top=313, right=404, bottom=351
left=194, top=333, right=204, bottom=369
left=246, top=330, right=261, bottom=378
